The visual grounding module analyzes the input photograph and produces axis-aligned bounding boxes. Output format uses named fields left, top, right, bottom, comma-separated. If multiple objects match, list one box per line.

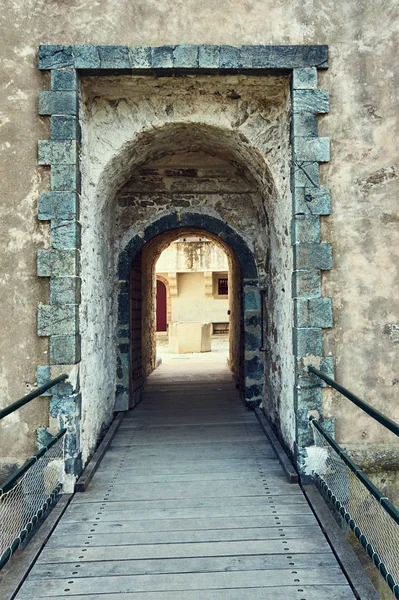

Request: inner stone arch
left=79, top=105, right=293, bottom=463
left=116, top=217, right=259, bottom=409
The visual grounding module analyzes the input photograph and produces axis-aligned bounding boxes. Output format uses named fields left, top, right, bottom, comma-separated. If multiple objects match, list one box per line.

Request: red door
left=156, top=280, right=167, bottom=332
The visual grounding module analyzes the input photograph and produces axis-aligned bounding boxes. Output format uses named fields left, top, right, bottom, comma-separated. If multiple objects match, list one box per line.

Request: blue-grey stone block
left=152, top=46, right=174, bottom=68
left=294, top=137, right=330, bottom=162
left=245, top=355, right=264, bottom=380
left=220, top=45, right=241, bottom=69
left=292, top=270, right=321, bottom=298
left=38, top=91, right=78, bottom=116
left=36, top=427, right=57, bottom=447
left=38, top=140, right=77, bottom=165
left=240, top=45, right=328, bottom=69
left=295, top=297, right=333, bottom=328
left=129, top=46, right=152, bottom=69
left=98, top=46, right=130, bottom=69
left=291, top=161, right=319, bottom=188
left=38, top=192, right=78, bottom=220
left=245, top=384, right=263, bottom=400
left=51, top=69, right=77, bottom=91
left=296, top=385, right=323, bottom=410
left=293, top=90, right=329, bottom=114
left=244, top=290, right=260, bottom=311
left=293, top=327, right=322, bottom=356
left=64, top=456, right=82, bottom=477
left=291, top=112, right=318, bottom=138
left=296, top=355, right=335, bottom=387
left=245, top=331, right=261, bottom=351
left=118, top=292, right=129, bottom=325
left=173, top=45, right=198, bottom=68
left=245, top=313, right=261, bottom=328
left=51, top=164, right=80, bottom=192
left=198, top=45, right=220, bottom=68
left=294, top=187, right=331, bottom=216
left=292, top=68, right=317, bottom=89
left=37, top=249, right=79, bottom=277
left=38, top=45, right=74, bottom=69
left=50, top=277, right=81, bottom=305
left=294, top=243, right=332, bottom=271
left=73, top=45, right=100, bottom=69
left=50, top=392, right=80, bottom=417
left=37, top=365, right=74, bottom=397
left=50, top=334, right=81, bottom=365
left=50, top=116, right=79, bottom=140
left=291, top=215, right=320, bottom=244
left=38, top=304, right=79, bottom=336
left=51, top=220, right=81, bottom=248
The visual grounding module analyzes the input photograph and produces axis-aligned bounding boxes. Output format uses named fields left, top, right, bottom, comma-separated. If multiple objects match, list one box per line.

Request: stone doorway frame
left=36, top=44, right=334, bottom=477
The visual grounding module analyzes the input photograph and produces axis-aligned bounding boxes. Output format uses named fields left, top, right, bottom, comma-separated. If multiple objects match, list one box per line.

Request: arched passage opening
left=116, top=218, right=260, bottom=409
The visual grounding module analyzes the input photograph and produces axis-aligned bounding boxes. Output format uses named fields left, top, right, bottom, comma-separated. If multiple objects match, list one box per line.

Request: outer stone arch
left=116, top=212, right=262, bottom=410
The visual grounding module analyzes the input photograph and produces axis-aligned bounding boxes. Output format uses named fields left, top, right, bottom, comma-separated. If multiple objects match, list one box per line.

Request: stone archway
left=36, top=46, right=333, bottom=480
left=116, top=215, right=261, bottom=410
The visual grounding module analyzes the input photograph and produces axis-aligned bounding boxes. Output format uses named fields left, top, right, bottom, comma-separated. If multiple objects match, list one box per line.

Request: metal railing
left=308, top=366, right=399, bottom=598
left=0, top=374, right=67, bottom=570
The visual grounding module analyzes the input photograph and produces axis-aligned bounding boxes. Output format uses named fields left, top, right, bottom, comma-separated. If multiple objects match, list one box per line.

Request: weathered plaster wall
left=170, top=272, right=229, bottom=324
left=0, top=1, right=397, bottom=484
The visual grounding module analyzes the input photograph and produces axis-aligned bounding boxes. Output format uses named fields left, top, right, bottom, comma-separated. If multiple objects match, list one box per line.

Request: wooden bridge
left=6, top=356, right=378, bottom=599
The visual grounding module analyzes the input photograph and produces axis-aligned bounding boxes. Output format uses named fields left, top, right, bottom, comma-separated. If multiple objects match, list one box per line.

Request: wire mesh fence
left=310, top=419, right=399, bottom=598
left=0, top=433, right=65, bottom=569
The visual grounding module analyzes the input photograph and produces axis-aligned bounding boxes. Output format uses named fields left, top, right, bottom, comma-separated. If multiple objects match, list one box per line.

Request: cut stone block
left=98, top=46, right=130, bottom=69
left=50, top=334, right=81, bottom=365
left=38, top=91, right=78, bottom=115
left=173, top=45, right=199, bottom=68
left=198, top=45, right=220, bottom=68
left=293, top=327, right=322, bottom=356
left=294, top=137, right=330, bottom=162
left=38, top=140, right=77, bottom=165
left=50, top=116, right=80, bottom=141
left=169, top=322, right=211, bottom=353
left=294, top=243, right=332, bottom=271
left=50, top=277, right=81, bottom=305
left=294, top=187, right=331, bottom=216
left=293, top=90, right=330, bottom=114
left=38, top=304, right=79, bottom=336
left=292, top=68, right=317, bottom=89
left=51, top=69, right=77, bottom=91
left=51, top=220, right=81, bottom=248
left=51, top=164, right=80, bottom=192
left=37, top=249, right=79, bottom=277
left=294, top=297, right=333, bottom=328
left=129, top=46, right=152, bottom=69
left=38, top=192, right=78, bottom=220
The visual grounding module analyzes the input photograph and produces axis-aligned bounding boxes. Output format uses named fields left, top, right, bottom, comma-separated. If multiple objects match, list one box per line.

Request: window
left=218, top=277, right=228, bottom=296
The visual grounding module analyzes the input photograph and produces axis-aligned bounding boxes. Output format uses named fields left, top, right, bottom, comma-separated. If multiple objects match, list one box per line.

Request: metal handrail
left=0, top=374, right=68, bottom=421
left=308, top=366, right=399, bottom=438
left=0, top=427, right=67, bottom=496
left=309, top=416, right=399, bottom=525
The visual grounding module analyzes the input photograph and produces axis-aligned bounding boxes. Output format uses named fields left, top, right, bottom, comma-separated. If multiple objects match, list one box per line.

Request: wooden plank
left=29, top=552, right=338, bottom=580
left=75, top=414, right=124, bottom=492
left=95, top=456, right=280, bottom=475
left=54, top=513, right=320, bottom=535
left=107, top=442, right=276, bottom=457
left=66, top=499, right=311, bottom=521
left=0, top=494, right=73, bottom=600
left=91, top=468, right=284, bottom=484
left=36, top=538, right=333, bottom=564
left=302, top=484, right=381, bottom=600
left=17, top=567, right=348, bottom=597
left=16, top=586, right=355, bottom=600
left=79, top=479, right=302, bottom=501
left=45, top=526, right=325, bottom=549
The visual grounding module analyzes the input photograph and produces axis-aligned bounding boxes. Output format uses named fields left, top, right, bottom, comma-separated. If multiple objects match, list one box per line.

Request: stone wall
left=0, top=2, right=397, bottom=498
